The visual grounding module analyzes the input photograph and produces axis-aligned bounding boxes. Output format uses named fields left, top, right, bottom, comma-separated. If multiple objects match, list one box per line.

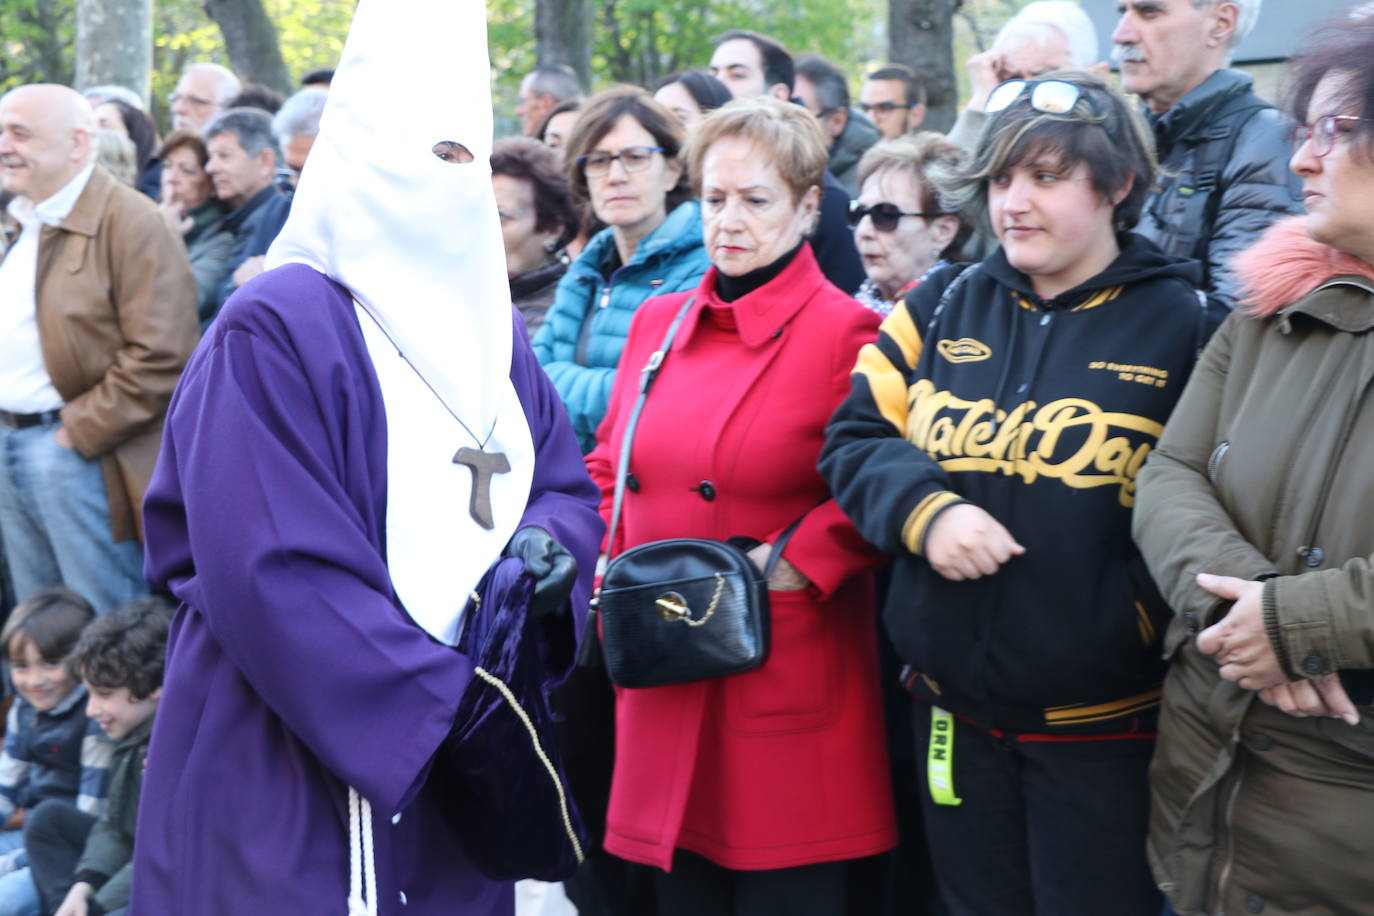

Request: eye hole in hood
left=432, top=140, right=474, bottom=164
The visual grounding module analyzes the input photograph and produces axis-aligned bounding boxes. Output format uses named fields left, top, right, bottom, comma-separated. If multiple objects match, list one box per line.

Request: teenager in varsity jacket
left=820, top=73, right=1225, bottom=916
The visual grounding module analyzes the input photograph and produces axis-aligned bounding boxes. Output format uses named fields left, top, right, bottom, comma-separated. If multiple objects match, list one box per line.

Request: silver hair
left=82, top=85, right=143, bottom=111
left=205, top=107, right=280, bottom=162
left=523, top=65, right=583, bottom=104
left=1195, top=0, right=1262, bottom=46
left=996, top=1, right=1099, bottom=67
left=183, top=62, right=242, bottom=105
left=272, top=88, right=328, bottom=142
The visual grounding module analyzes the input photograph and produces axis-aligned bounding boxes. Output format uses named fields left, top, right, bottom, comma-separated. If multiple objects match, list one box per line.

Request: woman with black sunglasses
left=821, top=71, right=1225, bottom=915
left=850, top=133, right=972, bottom=315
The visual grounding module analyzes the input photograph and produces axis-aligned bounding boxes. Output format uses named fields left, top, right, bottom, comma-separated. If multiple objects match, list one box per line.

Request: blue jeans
left=0, top=828, right=36, bottom=916
left=0, top=419, right=146, bottom=615
left=0, top=867, right=39, bottom=916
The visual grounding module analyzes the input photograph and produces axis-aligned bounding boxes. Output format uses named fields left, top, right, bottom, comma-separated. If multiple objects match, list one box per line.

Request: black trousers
left=655, top=851, right=846, bottom=916
left=912, top=702, right=1161, bottom=916
left=24, top=799, right=95, bottom=915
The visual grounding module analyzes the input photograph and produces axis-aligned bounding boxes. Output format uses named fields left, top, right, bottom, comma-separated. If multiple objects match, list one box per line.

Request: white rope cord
left=471, top=666, right=585, bottom=865
left=347, top=787, right=378, bottom=916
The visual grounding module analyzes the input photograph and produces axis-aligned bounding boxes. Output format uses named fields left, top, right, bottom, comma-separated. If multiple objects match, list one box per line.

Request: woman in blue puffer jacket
left=532, top=86, right=710, bottom=453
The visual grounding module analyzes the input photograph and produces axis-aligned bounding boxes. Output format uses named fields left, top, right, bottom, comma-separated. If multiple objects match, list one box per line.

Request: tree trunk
left=75, top=0, right=151, bottom=102
left=203, top=0, right=293, bottom=95
left=889, top=0, right=960, bottom=133
left=536, top=0, right=592, bottom=91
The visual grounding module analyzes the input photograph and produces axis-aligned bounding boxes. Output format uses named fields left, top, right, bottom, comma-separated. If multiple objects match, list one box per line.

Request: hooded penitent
left=267, top=0, right=533, bottom=648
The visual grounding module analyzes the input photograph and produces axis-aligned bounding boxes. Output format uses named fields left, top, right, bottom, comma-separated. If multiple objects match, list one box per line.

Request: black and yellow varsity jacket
left=820, top=234, right=1225, bottom=732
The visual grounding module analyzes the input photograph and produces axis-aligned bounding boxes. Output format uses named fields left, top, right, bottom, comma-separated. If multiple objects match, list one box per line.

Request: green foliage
left=593, top=0, right=884, bottom=91
left=485, top=0, right=886, bottom=135
left=0, top=0, right=1039, bottom=133
left=0, top=0, right=76, bottom=91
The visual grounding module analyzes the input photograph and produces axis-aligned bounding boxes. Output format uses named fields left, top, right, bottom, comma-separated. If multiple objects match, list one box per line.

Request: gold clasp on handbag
left=655, top=574, right=725, bottom=627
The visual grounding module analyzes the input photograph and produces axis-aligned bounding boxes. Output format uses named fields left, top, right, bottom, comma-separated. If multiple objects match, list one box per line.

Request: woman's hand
left=747, top=542, right=810, bottom=592
left=1195, top=574, right=1285, bottom=691
left=1258, top=675, right=1360, bottom=725
left=923, top=503, right=1024, bottom=581
left=159, top=195, right=192, bottom=235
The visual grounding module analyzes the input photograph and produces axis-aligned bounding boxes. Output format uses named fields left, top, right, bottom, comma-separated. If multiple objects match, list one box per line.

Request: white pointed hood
left=268, top=0, right=533, bottom=647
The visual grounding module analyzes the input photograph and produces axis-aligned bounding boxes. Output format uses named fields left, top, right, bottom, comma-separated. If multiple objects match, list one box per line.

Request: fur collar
left=1234, top=216, right=1374, bottom=317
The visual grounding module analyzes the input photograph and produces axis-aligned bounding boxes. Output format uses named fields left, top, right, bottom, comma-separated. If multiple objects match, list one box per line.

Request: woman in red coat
left=585, top=97, right=896, bottom=915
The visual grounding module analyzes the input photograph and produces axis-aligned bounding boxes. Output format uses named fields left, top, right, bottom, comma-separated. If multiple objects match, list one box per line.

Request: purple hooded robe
left=132, top=263, right=602, bottom=915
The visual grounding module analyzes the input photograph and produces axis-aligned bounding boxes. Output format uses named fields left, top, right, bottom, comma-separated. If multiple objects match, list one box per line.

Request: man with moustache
left=1113, top=0, right=1300, bottom=309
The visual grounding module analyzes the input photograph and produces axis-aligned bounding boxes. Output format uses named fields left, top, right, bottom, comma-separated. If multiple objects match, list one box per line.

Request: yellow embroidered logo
left=937, top=338, right=992, bottom=363
left=903, top=379, right=1163, bottom=507
left=1088, top=361, right=1170, bottom=389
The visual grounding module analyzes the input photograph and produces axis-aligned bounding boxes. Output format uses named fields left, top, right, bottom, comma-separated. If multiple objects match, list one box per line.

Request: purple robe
left=133, top=263, right=602, bottom=915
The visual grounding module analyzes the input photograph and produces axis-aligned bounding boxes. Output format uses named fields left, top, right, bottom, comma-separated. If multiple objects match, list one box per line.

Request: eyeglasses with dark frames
left=1292, top=115, right=1370, bottom=158
left=848, top=200, right=927, bottom=232
left=577, top=146, right=665, bottom=177
left=858, top=101, right=913, bottom=114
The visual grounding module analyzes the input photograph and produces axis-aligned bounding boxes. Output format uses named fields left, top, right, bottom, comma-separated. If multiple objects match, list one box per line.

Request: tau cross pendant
left=453, top=446, right=510, bottom=530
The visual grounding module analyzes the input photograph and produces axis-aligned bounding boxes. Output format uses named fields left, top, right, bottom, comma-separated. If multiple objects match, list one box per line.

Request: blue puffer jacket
left=532, top=200, right=709, bottom=453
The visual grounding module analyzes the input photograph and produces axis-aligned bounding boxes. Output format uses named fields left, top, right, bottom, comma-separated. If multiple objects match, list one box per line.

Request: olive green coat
left=1134, top=218, right=1374, bottom=916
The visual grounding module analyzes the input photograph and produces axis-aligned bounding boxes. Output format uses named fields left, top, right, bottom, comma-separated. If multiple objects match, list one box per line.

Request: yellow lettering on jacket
left=905, top=380, right=1161, bottom=506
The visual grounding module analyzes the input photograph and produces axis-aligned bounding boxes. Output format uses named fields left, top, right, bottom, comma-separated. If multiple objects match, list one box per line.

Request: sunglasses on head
left=984, top=79, right=1099, bottom=117
left=848, top=199, right=926, bottom=232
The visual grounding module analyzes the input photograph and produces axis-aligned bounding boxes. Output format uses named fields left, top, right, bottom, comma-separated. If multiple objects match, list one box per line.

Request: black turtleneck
left=715, top=241, right=804, bottom=303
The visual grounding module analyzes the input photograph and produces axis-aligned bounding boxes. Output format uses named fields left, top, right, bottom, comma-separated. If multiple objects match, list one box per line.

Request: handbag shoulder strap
left=604, top=294, right=697, bottom=561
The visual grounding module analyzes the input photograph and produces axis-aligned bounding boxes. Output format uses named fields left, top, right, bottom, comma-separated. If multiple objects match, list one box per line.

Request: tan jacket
left=1133, top=218, right=1374, bottom=915
left=30, top=166, right=198, bottom=541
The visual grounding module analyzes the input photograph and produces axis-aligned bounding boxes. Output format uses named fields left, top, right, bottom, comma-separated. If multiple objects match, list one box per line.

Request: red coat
left=586, top=245, right=897, bottom=872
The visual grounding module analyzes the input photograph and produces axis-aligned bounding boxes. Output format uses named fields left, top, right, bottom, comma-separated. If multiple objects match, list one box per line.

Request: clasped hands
left=1195, top=573, right=1358, bottom=725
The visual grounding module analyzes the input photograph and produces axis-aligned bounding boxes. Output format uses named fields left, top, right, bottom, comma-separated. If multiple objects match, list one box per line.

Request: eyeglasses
left=848, top=200, right=926, bottom=232
left=577, top=146, right=664, bottom=177
left=858, top=101, right=912, bottom=114
left=1292, top=115, right=1369, bottom=158
left=166, top=92, right=214, bottom=108
left=985, top=79, right=1096, bottom=117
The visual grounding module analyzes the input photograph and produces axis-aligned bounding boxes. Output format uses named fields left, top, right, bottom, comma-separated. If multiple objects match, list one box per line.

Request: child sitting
left=23, top=596, right=172, bottom=916
left=0, top=588, right=110, bottom=916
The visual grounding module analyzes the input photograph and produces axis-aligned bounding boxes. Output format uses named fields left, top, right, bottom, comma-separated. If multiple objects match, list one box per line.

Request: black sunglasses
left=848, top=200, right=926, bottom=232
left=858, top=101, right=912, bottom=114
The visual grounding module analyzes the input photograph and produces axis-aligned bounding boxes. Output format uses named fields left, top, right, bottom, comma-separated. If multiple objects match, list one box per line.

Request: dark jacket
left=812, top=171, right=865, bottom=295
left=73, top=713, right=152, bottom=916
left=821, top=234, right=1224, bottom=732
left=1134, top=217, right=1374, bottom=915
left=0, top=688, right=107, bottom=820
left=181, top=199, right=234, bottom=325
left=829, top=111, right=880, bottom=197
left=210, top=184, right=288, bottom=320
left=510, top=256, right=568, bottom=337
left=1135, top=68, right=1302, bottom=310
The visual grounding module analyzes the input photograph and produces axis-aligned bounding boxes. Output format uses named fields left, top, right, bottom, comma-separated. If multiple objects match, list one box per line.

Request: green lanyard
left=928, top=706, right=963, bottom=806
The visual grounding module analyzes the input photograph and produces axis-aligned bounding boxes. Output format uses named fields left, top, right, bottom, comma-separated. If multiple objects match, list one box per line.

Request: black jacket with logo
left=820, top=234, right=1224, bottom=731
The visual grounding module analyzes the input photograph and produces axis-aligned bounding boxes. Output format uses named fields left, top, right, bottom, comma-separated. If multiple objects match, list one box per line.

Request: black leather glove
left=503, top=526, right=577, bottom=619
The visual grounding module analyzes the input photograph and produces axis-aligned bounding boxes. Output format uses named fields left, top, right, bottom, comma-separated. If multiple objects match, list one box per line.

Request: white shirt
left=0, top=163, right=95, bottom=413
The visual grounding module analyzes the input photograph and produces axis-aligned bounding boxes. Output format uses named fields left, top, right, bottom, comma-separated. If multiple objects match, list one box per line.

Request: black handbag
left=579, top=294, right=801, bottom=689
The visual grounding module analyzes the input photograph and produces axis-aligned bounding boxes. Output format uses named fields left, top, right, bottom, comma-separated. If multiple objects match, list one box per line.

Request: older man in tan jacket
left=0, top=84, right=196, bottom=614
